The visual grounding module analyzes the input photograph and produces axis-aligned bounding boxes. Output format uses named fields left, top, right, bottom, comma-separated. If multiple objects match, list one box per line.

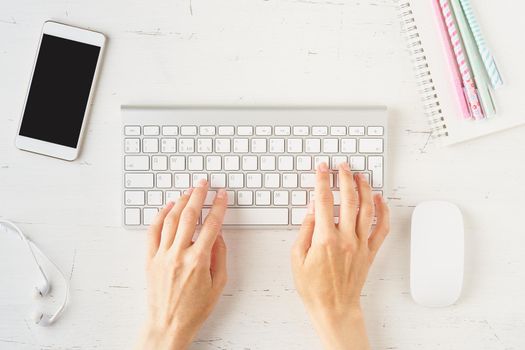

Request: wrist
left=310, top=306, right=369, bottom=350
left=137, top=322, right=193, bottom=350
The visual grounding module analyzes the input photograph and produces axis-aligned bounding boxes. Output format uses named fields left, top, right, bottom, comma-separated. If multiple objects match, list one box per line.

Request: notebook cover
left=409, top=0, right=525, bottom=145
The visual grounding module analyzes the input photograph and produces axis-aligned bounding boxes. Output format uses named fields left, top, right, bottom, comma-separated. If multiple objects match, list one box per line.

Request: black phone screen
left=19, top=34, right=101, bottom=148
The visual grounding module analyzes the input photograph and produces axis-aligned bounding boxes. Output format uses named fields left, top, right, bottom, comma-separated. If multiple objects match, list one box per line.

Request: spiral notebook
left=398, top=0, right=525, bottom=145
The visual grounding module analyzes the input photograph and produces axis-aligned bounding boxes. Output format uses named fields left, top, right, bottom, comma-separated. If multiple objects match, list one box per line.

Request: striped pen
left=459, top=0, right=503, bottom=88
left=439, top=0, right=484, bottom=120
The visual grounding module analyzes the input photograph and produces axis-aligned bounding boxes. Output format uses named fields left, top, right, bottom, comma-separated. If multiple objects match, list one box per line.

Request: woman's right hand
left=291, top=162, right=390, bottom=350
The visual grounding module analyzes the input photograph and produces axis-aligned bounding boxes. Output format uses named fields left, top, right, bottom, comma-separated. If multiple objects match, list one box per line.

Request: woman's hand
left=291, top=162, right=390, bottom=350
left=137, top=180, right=228, bottom=350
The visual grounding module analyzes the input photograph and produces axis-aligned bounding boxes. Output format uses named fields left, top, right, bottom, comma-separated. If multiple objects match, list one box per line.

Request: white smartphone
left=15, top=21, right=105, bottom=161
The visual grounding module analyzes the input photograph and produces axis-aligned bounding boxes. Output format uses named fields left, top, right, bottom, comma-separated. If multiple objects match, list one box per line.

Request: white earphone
left=0, top=219, right=70, bottom=326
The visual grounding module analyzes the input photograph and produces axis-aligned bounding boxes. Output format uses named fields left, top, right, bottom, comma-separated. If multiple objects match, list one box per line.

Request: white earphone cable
left=0, top=219, right=70, bottom=325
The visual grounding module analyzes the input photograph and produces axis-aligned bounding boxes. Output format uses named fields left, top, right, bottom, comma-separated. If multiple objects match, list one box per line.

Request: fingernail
left=318, top=162, right=329, bottom=173
left=216, top=188, right=226, bottom=199
left=197, top=178, right=207, bottom=187
left=185, top=188, right=194, bottom=195
left=165, top=201, right=175, bottom=209
left=307, top=201, right=315, bottom=214
left=359, top=173, right=367, bottom=181
left=340, top=162, right=350, bottom=172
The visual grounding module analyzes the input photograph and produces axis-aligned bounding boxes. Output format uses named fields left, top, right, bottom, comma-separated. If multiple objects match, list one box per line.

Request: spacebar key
left=202, top=208, right=289, bottom=225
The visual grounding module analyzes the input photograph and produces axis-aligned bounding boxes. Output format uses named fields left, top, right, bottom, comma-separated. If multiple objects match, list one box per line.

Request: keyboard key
left=143, top=139, right=159, bottom=153
left=349, top=126, right=365, bottom=136
left=170, top=156, right=185, bottom=170
left=210, top=173, right=226, bottom=188
left=125, top=191, right=145, bottom=205
left=178, top=139, right=195, bottom=153
left=238, top=126, right=253, bottom=136
left=143, top=208, right=158, bottom=225
left=188, top=156, right=204, bottom=171
left=206, top=156, right=221, bottom=171
left=174, top=173, right=190, bottom=188
left=180, top=126, right=197, bottom=136
left=125, top=156, right=149, bottom=171
left=332, top=191, right=341, bottom=205
left=265, top=173, right=280, bottom=188
left=218, top=126, right=235, bottom=136
left=124, top=138, right=140, bottom=153
left=147, top=191, right=163, bottom=205
left=269, top=138, right=285, bottom=153
left=255, top=191, right=271, bottom=206
left=246, top=173, right=262, bottom=188
left=199, top=126, right=216, bottom=136
left=367, top=126, right=384, bottom=136
left=291, top=191, right=307, bottom=205
left=202, top=208, right=288, bottom=225
left=228, top=173, right=244, bottom=188
left=314, top=156, right=330, bottom=168
left=323, top=139, right=338, bottom=153
left=143, top=126, right=160, bottom=136
left=242, top=156, right=258, bottom=171
left=359, top=139, right=384, bottom=153
left=312, top=126, right=328, bottom=136
left=282, top=173, right=298, bottom=188
left=192, top=173, right=208, bottom=186
left=255, top=126, right=272, bottom=135
left=330, top=126, right=346, bottom=135
left=204, top=191, right=216, bottom=205
left=278, top=156, right=294, bottom=171
left=233, top=139, right=249, bottom=153
left=224, top=156, right=240, bottom=171
left=300, top=173, right=316, bottom=188
left=341, top=138, right=357, bottom=153
left=166, top=191, right=181, bottom=203
left=331, top=156, right=347, bottom=170
left=305, top=139, right=321, bottom=153
left=291, top=208, right=307, bottom=225
left=368, top=156, right=384, bottom=188
left=215, top=138, right=231, bottom=153
left=124, top=126, right=140, bottom=136
left=152, top=156, right=168, bottom=171
left=275, top=126, right=291, bottom=136
left=260, top=156, right=276, bottom=171
left=161, top=138, right=177, bottom=153
left=238, top=191, right=253, bottom=205
left=125, top=208, right=141, bottom=225
left=197, top=139, right=213, bottom=153
left=156, top=173, right=172, bottom=188
left=350, top=156, right=366, bottom=171
left=273, top=191, right=289, bottom=206
left=293, top=126, right=309, bottom=136
left=297, top=156, right=312, bottom=171
left=226, top=191, right=235, bottom=205
left=287, top=139, right=303, bottom=153
left=162, top=126, right=178, bottom=136
left=251, top=139, right=267, bottom=153
left=125, top=173, right=154, bottom=188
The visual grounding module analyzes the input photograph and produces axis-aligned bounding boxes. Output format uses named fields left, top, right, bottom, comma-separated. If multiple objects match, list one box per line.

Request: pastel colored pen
left=432, top=0, right=471, bottom=119
left=439, top=0, right=484, bottom=120
left=450, top=0, right=496, bottom=118
left=459, top=0, right=503, bottom=88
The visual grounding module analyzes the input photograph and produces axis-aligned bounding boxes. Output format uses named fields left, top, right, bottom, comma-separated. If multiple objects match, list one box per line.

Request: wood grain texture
left=0, top=0, right=524, bottom=349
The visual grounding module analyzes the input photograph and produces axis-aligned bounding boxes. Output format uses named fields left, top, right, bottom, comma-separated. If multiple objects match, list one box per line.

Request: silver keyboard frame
left=122, top=106, right=388, bottom=230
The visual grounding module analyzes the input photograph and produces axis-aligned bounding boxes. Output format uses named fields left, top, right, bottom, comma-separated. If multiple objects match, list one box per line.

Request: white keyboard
left=122, top=107, right=388, bottom=229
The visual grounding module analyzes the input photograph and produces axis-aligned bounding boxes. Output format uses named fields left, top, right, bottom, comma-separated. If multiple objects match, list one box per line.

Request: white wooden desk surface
left=1, top=0, right=524, bottom=349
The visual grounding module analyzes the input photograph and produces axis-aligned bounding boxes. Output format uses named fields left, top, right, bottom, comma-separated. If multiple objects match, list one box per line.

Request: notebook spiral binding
left=396, top=1, right=449, bottom=138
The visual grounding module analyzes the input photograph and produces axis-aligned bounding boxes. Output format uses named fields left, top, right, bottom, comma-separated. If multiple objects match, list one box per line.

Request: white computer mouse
left=410, top=201, right=464, bottom=307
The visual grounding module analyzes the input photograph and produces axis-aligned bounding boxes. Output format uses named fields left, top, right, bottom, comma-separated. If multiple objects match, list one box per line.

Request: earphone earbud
left=1, top=220, right=69, bottom=327
left=32, top=311, right=53, bottom=326
left=33, top=279, right=51, bottom=298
